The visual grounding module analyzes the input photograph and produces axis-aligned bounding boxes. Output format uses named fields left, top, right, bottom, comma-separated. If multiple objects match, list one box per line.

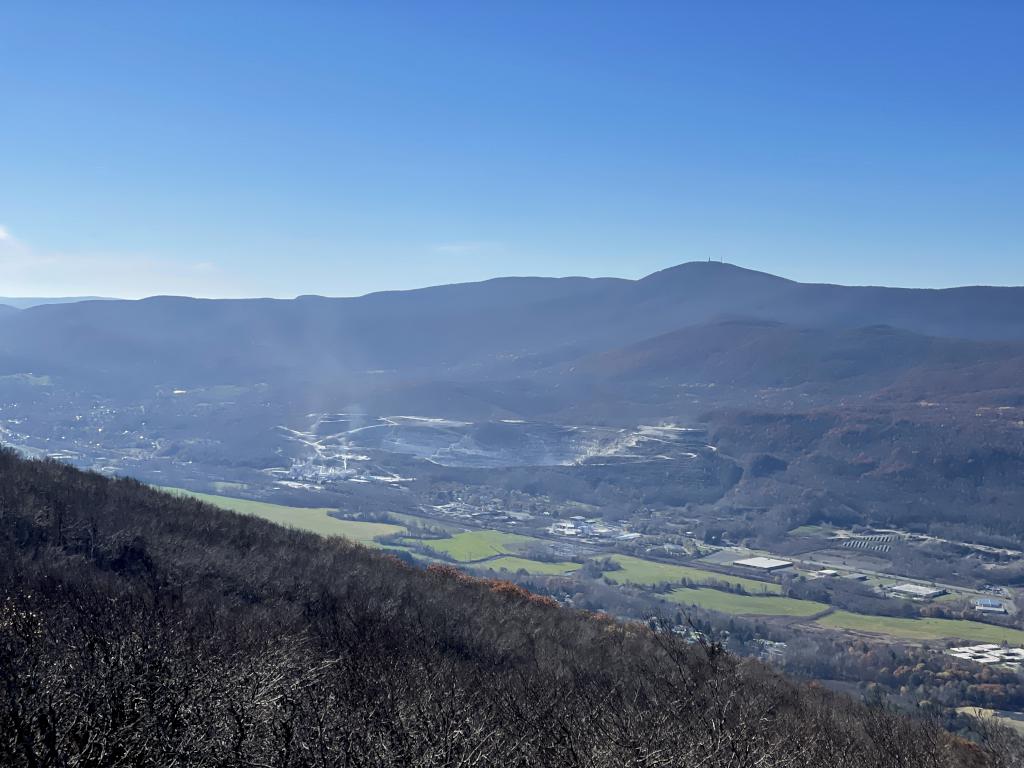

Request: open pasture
left=160, top=487, right=404, bottom=545
left=602, top=555, right=782, bottom=593
left=667, top=587, right=828, bottom=617
left=410, top=530, right=539, bottom=561
left=815, top=611, right=1024, bottom=644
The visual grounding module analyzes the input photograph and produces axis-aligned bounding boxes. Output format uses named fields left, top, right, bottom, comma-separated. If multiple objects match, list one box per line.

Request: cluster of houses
left=286, top=459, right=353, bottom=484
left=947, top=644, right=1024, bottom=668
left=548, top=516, right=633, bottom=540
left=431, top=500, right=535, bottom=526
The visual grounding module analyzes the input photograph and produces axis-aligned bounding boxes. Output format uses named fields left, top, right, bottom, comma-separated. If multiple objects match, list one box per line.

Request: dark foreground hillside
left=0, top=450, right=1014, bottom=767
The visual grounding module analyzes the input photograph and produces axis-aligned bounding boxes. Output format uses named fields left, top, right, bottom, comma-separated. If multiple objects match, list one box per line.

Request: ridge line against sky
left=1, top=2, right=1021, bottom=298
left=5, top=260, right=1024, bottom=304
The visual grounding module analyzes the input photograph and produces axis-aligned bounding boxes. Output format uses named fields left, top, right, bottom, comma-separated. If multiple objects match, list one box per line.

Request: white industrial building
left=734, top=556, right=793, bottom=571
left=973, top=598, right=1008, bottom=614
left=948, top=645, right=1024, bottom=665
left=887, top=583, right=947, bottom=600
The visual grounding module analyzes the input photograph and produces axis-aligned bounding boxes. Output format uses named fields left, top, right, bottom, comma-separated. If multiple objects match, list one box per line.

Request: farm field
left=477, top=556, right=581, bottom=575
left=815, top=611, right=1024, bottom=644
left=602, top=554, right=782, bottom=593
left=160, top=487, right=404, bottom=544
left=408, top=530, right=539, bottom=561
left=667, top=587, right=828, bottom=617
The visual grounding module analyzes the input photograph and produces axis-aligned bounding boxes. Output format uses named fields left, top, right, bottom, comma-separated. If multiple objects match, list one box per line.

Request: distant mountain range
left=2, top=262, right=1023, bottom=402
left=0, top=296, right=114, bottom=310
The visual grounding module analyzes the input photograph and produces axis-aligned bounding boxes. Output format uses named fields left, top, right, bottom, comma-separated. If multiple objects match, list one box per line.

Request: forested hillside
left=0, top=449, right=1014, bottom=766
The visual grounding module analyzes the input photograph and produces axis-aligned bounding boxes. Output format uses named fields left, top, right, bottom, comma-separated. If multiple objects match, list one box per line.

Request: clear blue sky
left=1, top=1, right=1021, bottom=298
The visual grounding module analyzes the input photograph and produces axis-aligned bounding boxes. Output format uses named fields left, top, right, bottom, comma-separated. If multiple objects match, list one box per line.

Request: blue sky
left=1, top=1, right=1021, bottom=298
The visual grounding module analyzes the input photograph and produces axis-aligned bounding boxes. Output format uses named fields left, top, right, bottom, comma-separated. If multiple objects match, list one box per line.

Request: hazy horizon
left=6, top=258, right=1024, bottom=303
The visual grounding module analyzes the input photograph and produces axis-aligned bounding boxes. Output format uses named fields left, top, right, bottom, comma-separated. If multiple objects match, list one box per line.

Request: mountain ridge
left=5, top=261, right=1024, bottom=395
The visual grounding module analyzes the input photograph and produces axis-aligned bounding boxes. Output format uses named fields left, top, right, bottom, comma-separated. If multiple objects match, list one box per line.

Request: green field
left=667, top=587, right=828, bottom=617
left=477, top=556, right=581, bottom=575
left=408, top=530, right=539, bottom=561
left=160, top=487, right=404, bottom=544
left=602, top=555, right=782, bottom=594
left=815, top=611, right=1024, bottom=644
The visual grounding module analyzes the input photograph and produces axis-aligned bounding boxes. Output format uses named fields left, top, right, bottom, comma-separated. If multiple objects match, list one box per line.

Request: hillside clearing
left=160, top=487, right=404, bottom=544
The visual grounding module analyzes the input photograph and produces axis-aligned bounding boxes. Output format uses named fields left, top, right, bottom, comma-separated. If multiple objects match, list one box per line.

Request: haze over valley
left=5, top=264, right=1024, bottom=682
left=4, top=2, right=1024, bottom=762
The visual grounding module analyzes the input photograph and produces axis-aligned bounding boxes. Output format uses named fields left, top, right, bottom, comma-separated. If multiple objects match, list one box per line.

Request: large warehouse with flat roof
left=888, top=583, right=946, bottom=600
left=734, top=556, right=793, bottom=571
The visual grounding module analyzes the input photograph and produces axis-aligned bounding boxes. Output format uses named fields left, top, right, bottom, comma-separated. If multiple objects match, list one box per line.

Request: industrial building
left=948, top=645, right=1024, bottom=665
left=734, top=556, right=793, bottom=571
left=973, top=598, right=1008, bottom=614
left=887, top=583, right=947, bottom=600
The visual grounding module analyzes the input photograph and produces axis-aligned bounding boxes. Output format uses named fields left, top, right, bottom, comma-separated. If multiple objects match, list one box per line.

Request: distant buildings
left=734, top=556, right=793, bottom=571
left=948, top=645, right=1024, bottom=667
left=754, top=639, right=788, bottom=663
left=887, top=583, right=947, bottom=600
left=548, top=519, right=627, bottom=539
left=287, top=459, right=352, bottom=484
left=973, top=598, right=1008, bottom=614
left=549, top=520, right=580, bottom=536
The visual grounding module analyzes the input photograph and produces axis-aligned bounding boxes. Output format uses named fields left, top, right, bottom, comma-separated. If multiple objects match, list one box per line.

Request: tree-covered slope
left=0, top=449, right=1007, bottom=766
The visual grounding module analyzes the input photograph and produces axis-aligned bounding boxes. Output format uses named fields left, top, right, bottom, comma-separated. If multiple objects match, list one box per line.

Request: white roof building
left=734, top=556, right=793, bottom=571
left=947, top=645, right=1024, bottom=665
left=888, top=583, right=946, bottom=600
